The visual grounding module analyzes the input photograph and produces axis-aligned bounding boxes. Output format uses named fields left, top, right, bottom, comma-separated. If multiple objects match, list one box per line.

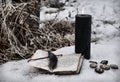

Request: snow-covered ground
left=0, top=0, right=120, bottom=82
left=0, top=41, right=120, bottom=82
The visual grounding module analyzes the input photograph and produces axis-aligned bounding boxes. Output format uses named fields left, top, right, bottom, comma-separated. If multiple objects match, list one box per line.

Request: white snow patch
left=0, top=40, right=120, bottom=82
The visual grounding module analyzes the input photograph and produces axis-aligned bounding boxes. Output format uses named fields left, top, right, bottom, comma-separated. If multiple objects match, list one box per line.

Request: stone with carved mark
left=90, top=63, right=97, bottom=68
left=95, top=67, right=104, bottom=74
left=100, top=60, right=108, bottom=65
left=110, top=64, right=119, bottom=69
left=100, top=65, right=110, bottom=70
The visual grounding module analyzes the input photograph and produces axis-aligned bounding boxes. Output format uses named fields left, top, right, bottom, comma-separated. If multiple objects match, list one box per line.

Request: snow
left=0, top=0, right=120, bottom=82
left=0, top=41, right=120, bottom=82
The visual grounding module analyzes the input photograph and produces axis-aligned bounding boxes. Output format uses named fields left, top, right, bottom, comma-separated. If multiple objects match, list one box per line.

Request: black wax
left=75, top=14, right=92, bottom=59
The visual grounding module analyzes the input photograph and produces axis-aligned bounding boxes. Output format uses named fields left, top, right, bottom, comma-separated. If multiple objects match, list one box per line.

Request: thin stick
left=27, top=54, right=63, bottom=62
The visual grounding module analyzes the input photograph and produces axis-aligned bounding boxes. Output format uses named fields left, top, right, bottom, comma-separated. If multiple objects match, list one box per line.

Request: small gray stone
left=95, top=67, right=104, bottom=74
left=90, top=63, right=97, bottom=68
left=110, top=64, right=119, bottom=69
left=100, top=60, right=108, bottom=65
left=100, top=65, right=110, bottom=70
left=89, top=61, right=97, bottom=64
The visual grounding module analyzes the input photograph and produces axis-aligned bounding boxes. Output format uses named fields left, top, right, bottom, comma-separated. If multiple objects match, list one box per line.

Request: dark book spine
left=75, top=14, right=92, bottom=59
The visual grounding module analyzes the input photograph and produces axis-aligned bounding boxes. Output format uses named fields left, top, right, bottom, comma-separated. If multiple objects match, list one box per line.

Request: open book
left=28, top=50, right=84, bottom=75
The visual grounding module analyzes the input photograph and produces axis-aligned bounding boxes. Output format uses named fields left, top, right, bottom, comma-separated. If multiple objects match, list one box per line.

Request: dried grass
left=0, top=0, right=75, bottom=64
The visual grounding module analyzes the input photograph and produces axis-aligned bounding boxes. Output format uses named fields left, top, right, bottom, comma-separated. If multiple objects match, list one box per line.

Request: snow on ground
left=0, top=0, right=120, bottom=82
left=0, top=40, right=120, bottom=82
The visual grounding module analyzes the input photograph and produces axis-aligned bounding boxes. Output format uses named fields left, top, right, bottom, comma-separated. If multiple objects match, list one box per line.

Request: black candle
left=75, top=14, right=92, bottom=59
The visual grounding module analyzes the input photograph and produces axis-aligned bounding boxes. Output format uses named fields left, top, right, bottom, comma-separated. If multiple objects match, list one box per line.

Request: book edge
left=76, top=55, right=84, bottom=74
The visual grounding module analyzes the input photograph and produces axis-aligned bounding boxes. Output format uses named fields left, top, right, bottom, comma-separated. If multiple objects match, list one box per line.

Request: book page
left=28, top=50, right=50, bottom=71
left=53, top=54, right=81, bottom=72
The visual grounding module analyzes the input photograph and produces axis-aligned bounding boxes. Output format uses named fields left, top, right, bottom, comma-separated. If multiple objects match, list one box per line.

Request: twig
left=27, top=54, right=63, bottom=62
